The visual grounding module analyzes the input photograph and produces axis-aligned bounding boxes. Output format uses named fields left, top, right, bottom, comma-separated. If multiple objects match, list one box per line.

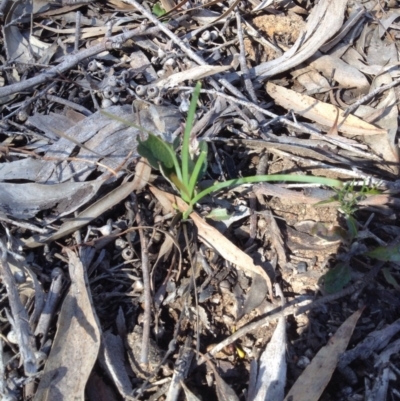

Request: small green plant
left=152, top=2, right=167, bottom=17
left=317, top=180, right=381, bottom=217
left=136, top=82, right=343, bottom=219
left=315, top=181, right=385, bottom=294
left=316, top=180, right=381, bottom=242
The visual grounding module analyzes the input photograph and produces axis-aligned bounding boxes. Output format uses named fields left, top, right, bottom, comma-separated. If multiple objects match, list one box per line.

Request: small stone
left=296, top=261, right=308, bottom=274
left=297, top=355, right=310, bottom=369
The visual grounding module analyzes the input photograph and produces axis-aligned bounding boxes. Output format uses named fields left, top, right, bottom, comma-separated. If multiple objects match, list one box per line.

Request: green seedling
left=136, top=82, right=343, bottom=218
left=316, top=180, right=381, bottom=217
left=152, top=3, right=167, bottom=17
left=315, top=180, right=381, bottom=242
left=318, top=262, right=352, bottom=294
left=102, top=83, right=343, bottom=219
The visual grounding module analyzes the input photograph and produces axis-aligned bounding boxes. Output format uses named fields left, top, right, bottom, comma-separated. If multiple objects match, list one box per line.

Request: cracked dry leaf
left=34, top=249, right=100, bottom=401
left=266, top=82, right=387, bottom=137
left=0, top=180, right=103, bottom=220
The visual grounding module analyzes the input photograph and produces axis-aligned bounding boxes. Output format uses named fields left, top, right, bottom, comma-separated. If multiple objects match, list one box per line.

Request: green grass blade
left=188, top=141, right=208, bottom=199
left=190, top=175, right=343, bottom=206
left=182, top=82, right=202, bottom=187
left=169, top=174, right=191, bottom=202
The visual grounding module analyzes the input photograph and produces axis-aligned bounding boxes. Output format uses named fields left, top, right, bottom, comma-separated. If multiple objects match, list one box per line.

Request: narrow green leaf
left=169, top=173, right=191, bottom=202
left=366, top=243, right=400, bottom=262
left=190, top=174, right=343, bottom=207
left=138, top=134, right=175, bottom=169
left=182, top=82, right=201, bottom=187
left=188, top=141, right=208, bottom=199
left=206, top=208, right=231, bottom=220
left=318, top=263, right=352, bottom=294
left=345, top=216, right=358, bottom=242
left=152, top=2, right=166, bottom=16
left=382, top=268, right=400, bottom=290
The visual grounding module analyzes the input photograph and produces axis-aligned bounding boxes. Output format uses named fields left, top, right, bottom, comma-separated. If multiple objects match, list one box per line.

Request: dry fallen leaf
left=266, top=82, right=387, bottom=137
left=151, top=189, right=274, bottom=299
left=253, top=0, right=348, bottom=80
left=252, top=289, right=286, bottom=401
left=34, top=249, right=101, bottom=401
left=284, top=307, right=364, bottom=401
left=24, top=159, right=151, bottom=248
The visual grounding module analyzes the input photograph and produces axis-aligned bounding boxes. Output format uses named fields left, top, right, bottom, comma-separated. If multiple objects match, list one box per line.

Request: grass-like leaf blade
left=182, top=82, right=201, bottom=186
left=138, top=134, right=176, bottom=169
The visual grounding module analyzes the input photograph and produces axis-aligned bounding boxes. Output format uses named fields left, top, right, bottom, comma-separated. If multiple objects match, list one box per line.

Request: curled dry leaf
left=252, top=0, right=348, bottom=80
left=266, top=82, right=387, bottom=137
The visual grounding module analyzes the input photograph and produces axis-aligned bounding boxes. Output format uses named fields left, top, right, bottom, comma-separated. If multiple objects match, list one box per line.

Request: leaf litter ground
left=0, top=0, right=400, bottom=400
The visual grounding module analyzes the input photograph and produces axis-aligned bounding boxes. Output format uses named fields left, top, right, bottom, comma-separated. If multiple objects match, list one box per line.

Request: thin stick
left=3, top=82, right=57, bottom=120
left=0, top=24, right=170, bottom=99
left=45, top=94, right=92, bottom=116
left=134, top=200, right=152, bottom=366
left=34, top=268, right=64, bottom=347
left=235, top=10, right=257, bottom=104
left=74, top=11, right=81, bottom=52
left=200, top=261, right=383, bottom=362
left=344, top=76, right=400, bottom=117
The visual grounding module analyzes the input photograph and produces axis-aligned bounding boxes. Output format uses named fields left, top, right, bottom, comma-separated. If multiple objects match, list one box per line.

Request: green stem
left=190, top=175, right=343, bottom=207
left=182, top=82, right=201, bottom=187
left=188, top=144, right=207, bottom=199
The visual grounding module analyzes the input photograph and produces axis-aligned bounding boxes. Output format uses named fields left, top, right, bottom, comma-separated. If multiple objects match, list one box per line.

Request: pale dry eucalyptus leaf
left=366, top=24, right=398, bottom=67
left=34, top=249, right=101, bottom=401
left=0, top=159, right=45, bottom=181
left=3, top=0, right=35, bottom=68
left=99, top=331, right=134, bottom=398
left=34, top=105, right=137, bottom=184
left=153, top=64, right=232, bottom=89
left=284, top=308, right=364, bottom=401
left=252, top=297, right=286, bottom=401
left=191, top=9, right=227, bottom=25
left=181, top=381, right=202, bottom=401
left=28, top=112, right=80, bottom=141
left=0, top=180, right=103, bottom=220
left=33, top=104, right=180, bottom=184
left=341, top=48, right=384, bottom=77
left=308, top=52, right=370, bottom=94
left=266, top=82, right=387, bottom=137
left=293, top=68, right=331, bottom=95
left=355, top=74, right=399, bottom=171
left=24, top=159, right=151, bottom=248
